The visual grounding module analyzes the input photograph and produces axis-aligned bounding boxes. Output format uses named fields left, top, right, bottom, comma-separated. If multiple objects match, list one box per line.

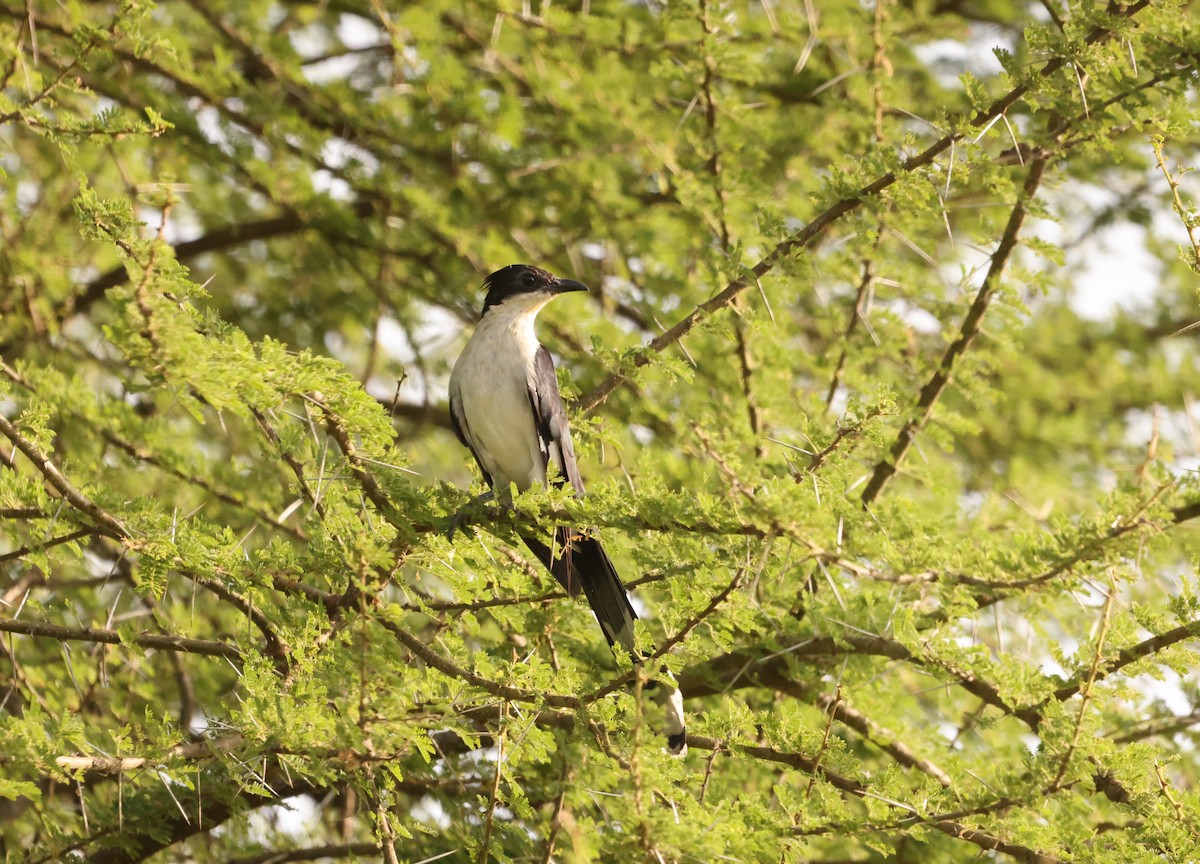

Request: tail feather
left=519, top=531, right=568, bottom=590
left=522, top=528, right=636, bottom=649
left=560, top=532, right=637, bottom=651
left=522, top=527, right=687, bottom=755
left=519, top=527, right=581, bottom=596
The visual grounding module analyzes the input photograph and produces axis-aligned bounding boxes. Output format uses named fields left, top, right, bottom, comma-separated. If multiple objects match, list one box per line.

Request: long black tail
left=521, top=528, right=687, bottom=755
left=521, top=528, right=636, bottom=650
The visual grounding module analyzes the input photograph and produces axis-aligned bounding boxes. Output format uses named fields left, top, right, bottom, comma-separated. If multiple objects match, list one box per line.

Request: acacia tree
left=2, top=0, right=1200, bottom=861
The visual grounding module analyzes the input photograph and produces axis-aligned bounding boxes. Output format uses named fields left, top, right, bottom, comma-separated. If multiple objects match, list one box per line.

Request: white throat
left=475, top=293, right=553, bottom=358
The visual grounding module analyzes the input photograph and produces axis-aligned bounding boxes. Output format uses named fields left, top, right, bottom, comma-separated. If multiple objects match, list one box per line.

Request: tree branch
left=73, top=205, right=375, bottom=321
left=1047, top=617, right=1200, bottom=706
left=0, top=616, right=243, bottom=662
left=0, top=412, right=129, bottom=539
left=678, top=636, right=1040, bottom=728
left=375, top=617, right=580, bottom=710
left=0, top=528, right=99, bottom=563
left=820, top=694, right=953, bottom=788
left=227, top=843, right=383, bottom=864
left=80, top=764, right=317, bottom=864
left=860, top=156, right=1049, bottom=506
left=925, top=819, right=1059, bottom=864
left=183, top=569, right=290, bottom=674
left=576, top=1, right=1150, bottom=413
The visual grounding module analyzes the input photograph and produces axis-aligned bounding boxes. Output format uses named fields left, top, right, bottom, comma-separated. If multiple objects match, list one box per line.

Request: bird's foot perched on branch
left=446, top=491, right=512, bottom=540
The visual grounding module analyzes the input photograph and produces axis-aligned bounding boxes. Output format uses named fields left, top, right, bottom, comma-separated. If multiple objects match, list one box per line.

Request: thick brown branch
left=376, top=396, right=454, bottom=431
left=925, top=820, right=1059, bottom=864
left=0, top=506, right=47, bottom=519
left=0, top=616, right=243, bottom=662
left=1173, top=498, right=1200, bottom=524
left=679, top=637, right=1040, bottom=727
left=0, top=412, right=129, bottom=539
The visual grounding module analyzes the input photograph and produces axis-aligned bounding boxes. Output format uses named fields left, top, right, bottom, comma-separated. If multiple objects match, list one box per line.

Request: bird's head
left=480, top=264, right=588, bottom=317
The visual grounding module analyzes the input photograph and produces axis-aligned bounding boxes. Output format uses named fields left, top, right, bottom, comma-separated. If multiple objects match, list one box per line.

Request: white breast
left=450, top=295, right=552, bottom=493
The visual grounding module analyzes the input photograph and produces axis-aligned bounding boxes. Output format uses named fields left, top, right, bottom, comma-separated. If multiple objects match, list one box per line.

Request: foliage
left=2, top=0, right=1200, bottom=862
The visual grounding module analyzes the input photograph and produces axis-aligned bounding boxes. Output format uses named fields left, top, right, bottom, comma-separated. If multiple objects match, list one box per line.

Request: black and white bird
left=448, top=264, right=686, bottom=754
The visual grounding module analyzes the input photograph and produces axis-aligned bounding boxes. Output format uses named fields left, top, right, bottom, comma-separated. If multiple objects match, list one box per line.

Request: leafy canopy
left=2, top=0, right=1200, bottom=862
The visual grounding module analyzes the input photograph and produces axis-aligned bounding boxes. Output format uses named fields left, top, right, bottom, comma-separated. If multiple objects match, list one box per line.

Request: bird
left=448, top=263, right=686, bottom=754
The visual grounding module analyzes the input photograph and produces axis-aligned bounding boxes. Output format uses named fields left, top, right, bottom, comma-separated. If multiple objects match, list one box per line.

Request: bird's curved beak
left=553, top=278, right=589, bottom=294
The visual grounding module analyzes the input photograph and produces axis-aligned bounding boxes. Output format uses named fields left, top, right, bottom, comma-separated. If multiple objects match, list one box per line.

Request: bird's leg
left=447, top=490, right=496, bottom=540
left=447, top=489, right=519, bottom=540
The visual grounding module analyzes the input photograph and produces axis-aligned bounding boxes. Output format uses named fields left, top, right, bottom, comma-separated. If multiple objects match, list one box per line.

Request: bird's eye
left=522, top=273, right=537, bottom=287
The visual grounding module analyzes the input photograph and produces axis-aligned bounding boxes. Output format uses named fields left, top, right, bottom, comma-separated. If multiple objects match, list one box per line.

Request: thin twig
left=376, top=797, right=401, bottom=864
left=806, top=683, right=843, bottom=797
left=538, top=760, right=571, bottom=864
left=1050, top=580, right=1115, bottom=789
left=1152, top=136, right=1200, bottom=268
left=860, top=156, right=1049, bottom=506
left=478, top=703, right=507, bottom=864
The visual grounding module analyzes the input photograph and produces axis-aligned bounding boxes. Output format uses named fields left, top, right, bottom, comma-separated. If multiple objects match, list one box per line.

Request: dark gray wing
left=449, top=388, right=493, bottom=488
left=527, top=345, right=586, bottom=496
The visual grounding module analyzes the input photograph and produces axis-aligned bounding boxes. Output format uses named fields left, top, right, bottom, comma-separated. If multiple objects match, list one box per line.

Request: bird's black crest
left=480, top=264, right=557, bottom=314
